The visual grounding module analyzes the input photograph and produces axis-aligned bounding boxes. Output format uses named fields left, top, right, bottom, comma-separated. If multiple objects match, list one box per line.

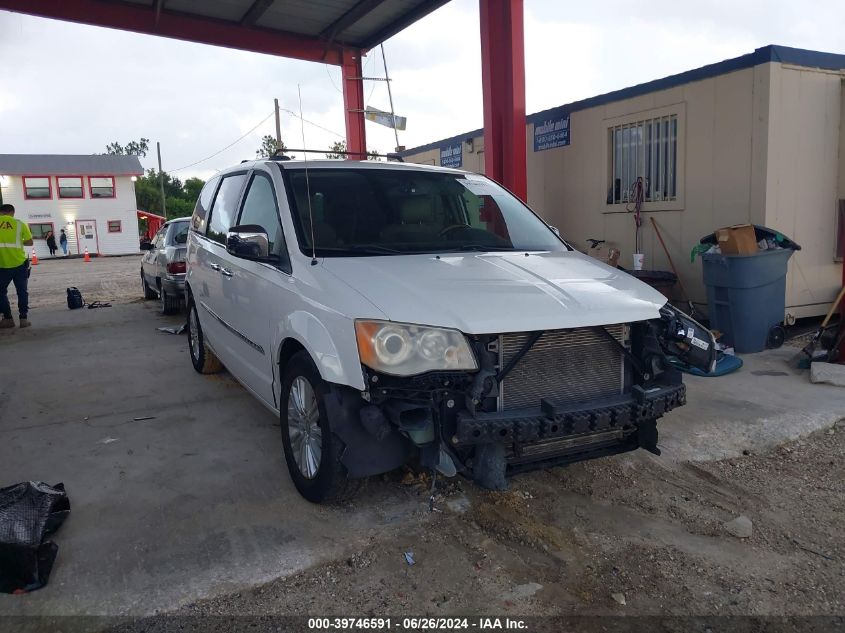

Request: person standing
left=45, top=230, right=57, bottom=256
left=0, top=204, right=33, bottom=328
left=59, top=228, right=69, bottom=256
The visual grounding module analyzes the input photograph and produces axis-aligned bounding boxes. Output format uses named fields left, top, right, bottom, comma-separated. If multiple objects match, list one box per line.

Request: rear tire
left=279, top=351, right=356, bottom=503
left=141, top=272, right=157, bottom=300
left=187, top=298, right=222, bottom=374
left=160, top=284, right=179, bottom=315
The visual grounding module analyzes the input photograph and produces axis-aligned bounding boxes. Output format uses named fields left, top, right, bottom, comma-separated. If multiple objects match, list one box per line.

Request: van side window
left=191, top=175, right=220, bottom=232
left=206, top=174, right=247, bottom=244
left=237, top=172, right=287, bottom=260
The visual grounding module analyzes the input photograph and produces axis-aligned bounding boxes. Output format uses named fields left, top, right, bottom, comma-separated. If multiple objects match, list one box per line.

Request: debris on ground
left=0, top=482, right=70, bottom=594
left=133, top=416, right=156, bottom=422
left=723, top=515, right=753, bottom=538
left=809, top=362, right=845, bottom=387
left=611, top=592, right=627, bottom=606
left=156, top=324, right=186, bottom=335
left=98, top=437, right=119, bottom=445
left=502, top=582, right=543, bottom=601
left=403, top=551, right=415, bottom=566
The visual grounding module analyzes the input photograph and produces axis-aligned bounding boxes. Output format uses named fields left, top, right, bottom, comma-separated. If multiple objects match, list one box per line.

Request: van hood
left=321, top=250, right=668, bottom=333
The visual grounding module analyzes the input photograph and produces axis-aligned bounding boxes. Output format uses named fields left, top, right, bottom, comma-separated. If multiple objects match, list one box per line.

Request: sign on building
left=440, top=143, right=462, bottom=169
left=533, top=113, right=570, bottom=151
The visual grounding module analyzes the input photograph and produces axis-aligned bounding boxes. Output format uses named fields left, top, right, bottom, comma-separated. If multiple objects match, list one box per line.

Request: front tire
left=187, top=298, right=222, bottom=374
left=280, top=351, right=356, bottom=503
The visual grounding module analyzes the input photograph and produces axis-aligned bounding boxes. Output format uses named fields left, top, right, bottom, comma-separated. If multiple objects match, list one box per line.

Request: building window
left=29, top=222, right=54, bottom=239
left=57, top=176, right=84, bottom=199
left=89, top=176, right=115, bottom=198
left=23, top=176, right=52, bottom=199
left=107, top=220, right=122, bottom=233
left=608, top=114, right=677, bottom=204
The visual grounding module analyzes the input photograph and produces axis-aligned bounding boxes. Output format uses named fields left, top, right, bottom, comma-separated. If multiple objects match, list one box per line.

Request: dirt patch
left=153, top=425, right=845, bottom=619
left=26, top=256, right=144, bottom=310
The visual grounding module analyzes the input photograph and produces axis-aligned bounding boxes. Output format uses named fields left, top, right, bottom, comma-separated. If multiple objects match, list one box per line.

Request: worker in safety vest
left=0, top=204, right=34, bottom=328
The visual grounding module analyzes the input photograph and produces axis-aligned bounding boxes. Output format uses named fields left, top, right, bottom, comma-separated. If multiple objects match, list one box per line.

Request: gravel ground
left=109, top=423, right=843, bottom=624
left=24, top=256, right=144, bottom=312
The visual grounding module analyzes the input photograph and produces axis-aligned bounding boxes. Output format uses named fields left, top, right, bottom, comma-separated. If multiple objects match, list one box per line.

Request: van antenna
left=298, top=84, right=317, bottom=265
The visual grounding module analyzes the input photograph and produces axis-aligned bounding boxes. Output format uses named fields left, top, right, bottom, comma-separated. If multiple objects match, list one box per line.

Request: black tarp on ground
left=0, top=481, right=70, bottom=593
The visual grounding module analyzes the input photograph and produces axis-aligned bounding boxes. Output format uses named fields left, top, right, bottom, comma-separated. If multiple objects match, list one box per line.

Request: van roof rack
left=272, top=148, right=404, bottom=162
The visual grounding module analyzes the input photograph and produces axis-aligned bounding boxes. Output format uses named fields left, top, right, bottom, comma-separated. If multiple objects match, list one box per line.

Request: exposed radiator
left=498, top=324, right=627, bottom=411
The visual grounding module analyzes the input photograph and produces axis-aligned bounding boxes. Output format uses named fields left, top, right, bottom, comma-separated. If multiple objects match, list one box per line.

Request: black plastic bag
left=0, top=481, right=70, bottom=594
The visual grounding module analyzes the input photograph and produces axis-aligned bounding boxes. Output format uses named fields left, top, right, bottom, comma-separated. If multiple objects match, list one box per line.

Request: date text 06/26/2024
left=308, top=617, right=529, bottom=630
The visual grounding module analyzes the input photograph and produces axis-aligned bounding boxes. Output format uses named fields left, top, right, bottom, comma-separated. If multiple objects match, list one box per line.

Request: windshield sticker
left=459, top=179, right=498, bottom=196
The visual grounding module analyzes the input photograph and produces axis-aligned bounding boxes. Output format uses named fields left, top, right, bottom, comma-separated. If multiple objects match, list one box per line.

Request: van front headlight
left=355, top=320, right=477, bottom=376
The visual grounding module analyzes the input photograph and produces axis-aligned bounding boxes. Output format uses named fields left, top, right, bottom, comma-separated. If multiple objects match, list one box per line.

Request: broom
left=790, top=285, right=845, bottom=368
left=650, top=217, right=697, bottom=317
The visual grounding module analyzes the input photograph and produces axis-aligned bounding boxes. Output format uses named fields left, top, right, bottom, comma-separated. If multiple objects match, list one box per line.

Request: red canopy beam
left=0, top=0, right=345, bottom=65
left=479, top=0, right=526, bottom=201
left=342, top=48, right=367, bottom=159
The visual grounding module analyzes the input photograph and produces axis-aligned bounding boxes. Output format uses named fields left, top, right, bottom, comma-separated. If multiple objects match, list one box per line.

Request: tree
left=183, top=177, right=205, bottom=202
left=256, top=134, right=289, bottom=158
left=326, top=140, right=380, bottom=160
left=134, top=168, right=205, bottom=220
left=326, top=140, right=347, bottom=159
left=105, top=138, right=149, bottom=157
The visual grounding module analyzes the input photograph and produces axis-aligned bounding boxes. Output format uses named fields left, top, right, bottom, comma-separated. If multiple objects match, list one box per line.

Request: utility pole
left=156, top=141, right=167, bottom=217
left=274, top=98, right=282, bottom=151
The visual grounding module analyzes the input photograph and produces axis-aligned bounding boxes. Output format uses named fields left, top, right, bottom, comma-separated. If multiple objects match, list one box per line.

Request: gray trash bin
left=701, top=240, right=798, bottom=353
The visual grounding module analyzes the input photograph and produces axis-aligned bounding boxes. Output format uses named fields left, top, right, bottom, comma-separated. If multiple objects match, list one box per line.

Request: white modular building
left=0, top=154, right=144, bottom=257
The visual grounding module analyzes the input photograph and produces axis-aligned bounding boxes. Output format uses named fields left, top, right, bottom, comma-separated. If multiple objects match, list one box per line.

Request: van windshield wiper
left=315, top=245, right=404, bottom=256
left=440, top=244, right=519, bottom=253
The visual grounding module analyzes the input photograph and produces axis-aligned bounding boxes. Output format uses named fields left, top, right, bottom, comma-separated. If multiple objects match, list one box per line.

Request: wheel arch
left=274, top=311, right=366, bottom=394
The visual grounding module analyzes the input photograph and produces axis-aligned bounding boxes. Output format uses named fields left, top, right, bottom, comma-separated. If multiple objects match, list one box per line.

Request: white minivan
left=186, top=158, right=715, bottom=502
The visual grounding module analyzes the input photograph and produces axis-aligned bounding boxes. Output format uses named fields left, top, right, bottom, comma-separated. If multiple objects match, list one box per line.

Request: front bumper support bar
left=453, top=383, right=685, bottom=446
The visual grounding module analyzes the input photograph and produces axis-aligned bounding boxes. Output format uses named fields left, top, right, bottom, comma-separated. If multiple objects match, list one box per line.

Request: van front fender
left=275, top=311, right=365, bottom=391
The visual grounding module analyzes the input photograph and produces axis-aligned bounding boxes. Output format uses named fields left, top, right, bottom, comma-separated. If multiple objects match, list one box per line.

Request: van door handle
left=220, top=267, right=233, bottom=277
left=209, top=263, right=220, bottom=271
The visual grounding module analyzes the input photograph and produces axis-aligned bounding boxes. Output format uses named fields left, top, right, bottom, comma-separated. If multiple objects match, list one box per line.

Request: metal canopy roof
left=0, top=0, right=451, bottom=63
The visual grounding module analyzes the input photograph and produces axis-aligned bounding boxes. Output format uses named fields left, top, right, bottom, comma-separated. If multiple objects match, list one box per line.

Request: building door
left=75, top=219, right=99, bottom=255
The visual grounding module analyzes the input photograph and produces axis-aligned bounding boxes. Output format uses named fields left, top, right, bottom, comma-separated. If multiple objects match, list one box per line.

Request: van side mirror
left=226, top=225, right=275, bottom=261
left=140, top=241, right=153, bottom=251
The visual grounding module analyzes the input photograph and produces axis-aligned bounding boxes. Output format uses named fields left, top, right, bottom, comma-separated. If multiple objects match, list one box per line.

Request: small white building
left=0, top=154, right=144, bottom=257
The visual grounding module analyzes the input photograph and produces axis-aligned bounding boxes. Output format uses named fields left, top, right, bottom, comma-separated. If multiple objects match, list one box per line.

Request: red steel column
left=479, top=0, right=526, bottom=201
left=342, top=48, right=367, bottom=159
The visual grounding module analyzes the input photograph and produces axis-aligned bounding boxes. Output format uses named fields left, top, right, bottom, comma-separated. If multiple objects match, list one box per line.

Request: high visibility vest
left=0, top=217, right=29, bottom=268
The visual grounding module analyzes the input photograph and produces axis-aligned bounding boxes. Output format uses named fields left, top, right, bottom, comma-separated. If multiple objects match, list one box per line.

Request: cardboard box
left=714, top=224, right=758, bottom=255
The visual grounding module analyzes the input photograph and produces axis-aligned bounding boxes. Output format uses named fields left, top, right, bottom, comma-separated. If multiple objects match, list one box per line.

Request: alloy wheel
left=287, top=376, right=322, bottom=479
left=189, top=306, right=200, bottom=361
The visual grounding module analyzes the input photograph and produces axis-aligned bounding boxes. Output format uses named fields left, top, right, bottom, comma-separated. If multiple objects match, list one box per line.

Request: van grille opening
left=498, top=324, right=627, bottom=411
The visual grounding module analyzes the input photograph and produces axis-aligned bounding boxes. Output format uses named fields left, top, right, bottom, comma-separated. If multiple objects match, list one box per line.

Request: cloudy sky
left=1, top=0, right=843, bottom=181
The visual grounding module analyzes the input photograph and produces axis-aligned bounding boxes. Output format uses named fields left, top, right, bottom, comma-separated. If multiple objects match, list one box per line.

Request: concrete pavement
left=0, top=303, right=421, bottom=617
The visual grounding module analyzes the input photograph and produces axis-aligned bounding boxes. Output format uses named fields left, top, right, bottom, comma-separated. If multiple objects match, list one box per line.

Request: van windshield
left=282, top=168, right=568, bottom=257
